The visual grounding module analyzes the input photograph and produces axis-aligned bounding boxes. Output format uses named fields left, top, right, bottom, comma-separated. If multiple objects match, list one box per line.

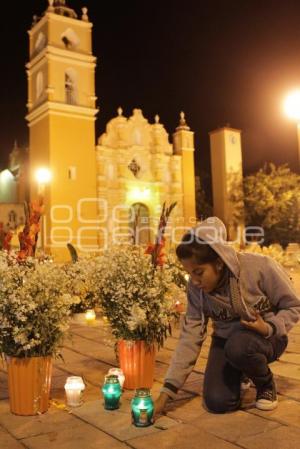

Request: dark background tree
left=243, top=164, right=300, bottom=247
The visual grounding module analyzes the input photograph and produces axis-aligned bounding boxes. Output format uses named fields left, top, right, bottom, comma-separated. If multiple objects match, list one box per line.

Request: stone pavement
left=0, top=268, right=300, bottom=449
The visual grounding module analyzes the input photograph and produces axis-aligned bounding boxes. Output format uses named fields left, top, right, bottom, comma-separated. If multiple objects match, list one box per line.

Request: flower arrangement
left=97, top=245, right=182, bottom=348
left=96, top=201, right=186, bottom=348
left=62, top=255, right=101, bottom=314
left=0, top=251, right=78, bottom=357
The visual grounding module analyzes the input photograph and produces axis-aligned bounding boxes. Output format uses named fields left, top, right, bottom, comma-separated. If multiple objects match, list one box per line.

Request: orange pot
left=6, top=356, right=52, bottom=416
left=118, top=340, right=156, bottom=390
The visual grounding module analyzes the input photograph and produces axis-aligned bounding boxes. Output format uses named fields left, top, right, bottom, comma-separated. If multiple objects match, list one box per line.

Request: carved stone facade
left=96, top=108, right=196, bottom=245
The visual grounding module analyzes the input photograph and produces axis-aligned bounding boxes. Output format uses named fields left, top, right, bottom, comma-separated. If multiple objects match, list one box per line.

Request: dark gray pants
left=203, top=329, right=288, bottom=413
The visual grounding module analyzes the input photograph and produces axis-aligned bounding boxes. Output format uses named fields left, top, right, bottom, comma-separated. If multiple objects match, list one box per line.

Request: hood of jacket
left=189, top=217, right=240, bottom=278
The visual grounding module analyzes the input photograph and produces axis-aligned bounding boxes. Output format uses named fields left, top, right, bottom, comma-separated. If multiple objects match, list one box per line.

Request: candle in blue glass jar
left=102, top=375, right=122, bottom=410
left=131, top=388, right=154, bottom=427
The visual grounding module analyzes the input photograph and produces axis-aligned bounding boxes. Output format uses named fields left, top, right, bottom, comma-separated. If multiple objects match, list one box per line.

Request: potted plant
left=96, top=202, right=185, bottom=389
left=0, top=251, right=78, bottom=415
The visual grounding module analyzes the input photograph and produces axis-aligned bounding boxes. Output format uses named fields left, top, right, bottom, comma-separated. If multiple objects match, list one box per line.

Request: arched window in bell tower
left=65, top=68, right=77, bottom=105
left=36, top=71, right=44, bottom=101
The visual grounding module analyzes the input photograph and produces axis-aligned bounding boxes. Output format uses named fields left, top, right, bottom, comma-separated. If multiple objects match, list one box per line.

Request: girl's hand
left=240, top=311, right=270, bottom=336
left=153, top=392, right=169, bottom=421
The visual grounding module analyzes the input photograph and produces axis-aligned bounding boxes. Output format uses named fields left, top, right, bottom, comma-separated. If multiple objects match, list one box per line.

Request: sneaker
left=255, top=380, right=278, bottom=411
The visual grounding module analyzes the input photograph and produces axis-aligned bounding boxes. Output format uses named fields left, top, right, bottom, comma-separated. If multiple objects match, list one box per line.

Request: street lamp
left=34, top=167, right=52, bottom=252
left=284, top=90, right=300, bottom=167
left=35, top=167, right=52, bottom=194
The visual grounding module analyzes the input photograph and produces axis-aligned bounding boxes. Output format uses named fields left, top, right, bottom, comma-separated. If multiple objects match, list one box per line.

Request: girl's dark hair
left=176, top=232, right=219, bottom=264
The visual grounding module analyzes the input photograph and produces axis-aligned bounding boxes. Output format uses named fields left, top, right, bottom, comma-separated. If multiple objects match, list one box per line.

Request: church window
left=35, top=32, right=46, bottom=53
left=65, top=69, right=77, bottom=105
left=36, top=71, right=44, bottom=100
left=61, top=28, right=80, bottom=49
left=68, top=166, right=77, bottom=180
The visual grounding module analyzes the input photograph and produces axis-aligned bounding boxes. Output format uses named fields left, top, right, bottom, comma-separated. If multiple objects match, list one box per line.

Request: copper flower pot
left=6, top=356, right=52, bottom=416
left=118, top=340, right=156, bottom=390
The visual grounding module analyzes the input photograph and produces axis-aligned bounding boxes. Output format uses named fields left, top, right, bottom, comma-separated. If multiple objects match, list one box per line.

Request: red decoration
left=145, top=202, right=176, bottom=268
left=17, top=198, right=44, bottom=260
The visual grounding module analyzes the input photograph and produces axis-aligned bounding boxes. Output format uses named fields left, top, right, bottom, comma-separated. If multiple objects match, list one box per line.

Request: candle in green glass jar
left=102, top=375, right=122, bottom=410
left=131, top=388, right=154, bottom=427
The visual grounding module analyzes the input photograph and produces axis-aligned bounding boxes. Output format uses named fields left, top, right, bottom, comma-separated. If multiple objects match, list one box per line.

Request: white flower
left=0, top=251, right=79, bottom=357
left=127, top=304, right=147, bottom=331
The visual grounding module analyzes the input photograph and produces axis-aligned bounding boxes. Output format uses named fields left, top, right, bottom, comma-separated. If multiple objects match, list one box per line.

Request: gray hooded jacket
left=162, top=217, right=300, bottom=398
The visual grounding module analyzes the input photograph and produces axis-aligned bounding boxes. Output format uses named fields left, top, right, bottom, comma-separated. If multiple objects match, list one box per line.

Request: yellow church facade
left=24, top=1, right=196, bottom=260
left=96, top=108, right=196, bottom=248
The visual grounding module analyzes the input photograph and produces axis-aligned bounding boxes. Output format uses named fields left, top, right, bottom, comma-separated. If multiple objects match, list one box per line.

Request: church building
left=26, top=0, right=196, bottom=260
left=0, top=0, right=244, bottom=259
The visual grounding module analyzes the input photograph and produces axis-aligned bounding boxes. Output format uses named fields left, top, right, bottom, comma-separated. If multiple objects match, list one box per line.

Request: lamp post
left=34, top=167, right=52, bottom=252
left=283, top=90, right=300, bottom=168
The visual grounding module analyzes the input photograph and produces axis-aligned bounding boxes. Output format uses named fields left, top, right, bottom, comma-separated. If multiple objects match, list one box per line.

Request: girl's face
left=180, top=256, right=223, bottom=293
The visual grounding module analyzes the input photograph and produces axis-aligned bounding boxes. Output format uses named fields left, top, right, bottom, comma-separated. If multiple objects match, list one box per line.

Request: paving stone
left=199, top=345, right=210, bottom=357
left=52, top=366, right=67, bottom=377
left=289, top=327, right=300, bottom=335
left=190, top=409, right=280, bottom=443
left=271, top=361, right=300, bottom=380
left=248, top=398, right=300, bottom=428
left=238, top=424, right=300, bottom=449
left=64, top=335, right=117, bottom=365
left=54, top=356, right=111, bottom=387
left=70, top=322, right=113, bottom=341
left=21, top=418, right=127, bottom=449
left=284, top=342, right=300, bottom=353
left=276, top=376, right=300, bottom=400
left=72, top=399, right=178, bottom=441
left=127, top=422, right=241, bottom=449
left=279, top=353, right=300, bottom=365
left=0, top=400, right=92, bottom=440
left=194, top=357, right=208, bottom=372
left=166, top=397, right=208, bottom=422
left=153, top=362, right=169, bottom=382
left=0, top=426, right=24, bottom=449
left=155, top=349, right=173, bottom=364
left=54, top=348, right=91, bottom=365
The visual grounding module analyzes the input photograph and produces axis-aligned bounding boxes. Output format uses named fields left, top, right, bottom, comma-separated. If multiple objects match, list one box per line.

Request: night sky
left=1, top=0, right=300, bottom=184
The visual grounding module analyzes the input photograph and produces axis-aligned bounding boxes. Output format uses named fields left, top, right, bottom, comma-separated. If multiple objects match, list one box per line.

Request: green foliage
left=195, top=176, right=213, bottom=220
left=67, top=243, right=78, bottom=263
left=243, top=164, right=300, bottom=247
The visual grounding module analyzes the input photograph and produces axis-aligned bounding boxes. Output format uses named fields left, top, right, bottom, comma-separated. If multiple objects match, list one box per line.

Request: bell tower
left=26, top=1, right=98, bottom=260
left=173, top=112, right=196, bottom=226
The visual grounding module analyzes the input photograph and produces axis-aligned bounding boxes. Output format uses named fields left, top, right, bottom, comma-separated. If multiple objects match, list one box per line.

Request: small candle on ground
left=64, top=376, right=85, bottom=407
